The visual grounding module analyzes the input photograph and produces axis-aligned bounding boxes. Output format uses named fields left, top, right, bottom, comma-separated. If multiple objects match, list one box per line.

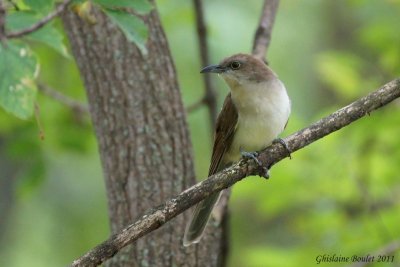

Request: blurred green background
left=1, top=0, right=400, bottom=266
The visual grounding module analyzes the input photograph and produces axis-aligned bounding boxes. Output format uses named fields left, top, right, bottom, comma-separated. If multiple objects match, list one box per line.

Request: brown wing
left=208, top=93, right=238, bottom=176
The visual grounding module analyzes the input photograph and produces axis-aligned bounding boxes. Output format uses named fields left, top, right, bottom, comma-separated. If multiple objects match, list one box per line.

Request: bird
left=183, top=53, right=291, bottom=246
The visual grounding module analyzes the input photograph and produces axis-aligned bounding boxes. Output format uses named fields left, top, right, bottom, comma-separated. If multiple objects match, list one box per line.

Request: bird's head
left=200, top=53, right=276, bottom=88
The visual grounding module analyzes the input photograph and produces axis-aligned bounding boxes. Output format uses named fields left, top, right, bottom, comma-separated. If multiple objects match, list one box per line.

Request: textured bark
left=62, top=3, right=224, bottom=267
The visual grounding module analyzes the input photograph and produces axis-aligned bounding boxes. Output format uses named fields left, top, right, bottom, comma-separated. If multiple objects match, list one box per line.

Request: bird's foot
left=240, top=149, right=261, bottom=165
left=272, top=138, right=292, bottom=159
left=240, top=149, right=270, bottom=179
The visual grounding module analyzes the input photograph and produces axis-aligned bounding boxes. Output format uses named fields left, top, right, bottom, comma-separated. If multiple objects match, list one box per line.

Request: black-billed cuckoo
left=183, top=53, right=291, bottom=246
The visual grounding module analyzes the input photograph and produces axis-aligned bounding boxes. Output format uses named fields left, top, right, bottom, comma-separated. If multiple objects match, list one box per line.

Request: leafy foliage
left=6, top=11, right=69, bottom=57
left=1, top=5, right=69, bottom=119
left=23, top=0, right=55, bottom=13
left=0, top=42, right=38, bottom=119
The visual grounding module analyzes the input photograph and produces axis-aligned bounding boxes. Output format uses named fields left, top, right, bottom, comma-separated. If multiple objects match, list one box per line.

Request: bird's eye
left=230, top=61, right=241, bottom=70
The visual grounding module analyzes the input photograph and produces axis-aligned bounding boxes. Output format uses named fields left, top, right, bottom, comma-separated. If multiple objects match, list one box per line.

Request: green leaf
left=23, top=0, right=55, bottom=13
left=30, top=28, right=70, bottom=58
left=0, top=42, right=39, bottom=119
left=94, top=0, right=153, bottom=14
left=6, top=11, right=70, bottom=58
left=103, top=9, right=148, bottom=55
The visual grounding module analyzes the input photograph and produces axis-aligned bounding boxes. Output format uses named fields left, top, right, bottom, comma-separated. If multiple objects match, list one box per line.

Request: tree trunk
left=62, top=3, right=225, bottom=267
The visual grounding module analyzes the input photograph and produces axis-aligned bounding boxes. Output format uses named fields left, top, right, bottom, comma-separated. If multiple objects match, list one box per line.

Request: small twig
left=38, top=83, right=89, bottom=114
left=252, top=0, right=279, bottom=60
left=192, top=0, right=218, bottom=129
left=70, top=79, right=400, bottom=267
left=5, top=0, right=72, bottom=39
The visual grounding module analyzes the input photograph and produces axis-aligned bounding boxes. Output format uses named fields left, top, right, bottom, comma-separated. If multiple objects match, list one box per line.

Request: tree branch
left=70, top=78, right=400, bottom=266
left=190, top=0, right=218, bottom=129
left=5, top=0, right=72, bottom=39
left=38, top=83, right=89, bottom=114
left=252, top=0, right=279, bottom=60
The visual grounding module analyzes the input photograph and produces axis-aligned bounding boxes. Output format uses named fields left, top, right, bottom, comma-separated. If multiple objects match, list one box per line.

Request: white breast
left=224, top=79, right=291, bottom=163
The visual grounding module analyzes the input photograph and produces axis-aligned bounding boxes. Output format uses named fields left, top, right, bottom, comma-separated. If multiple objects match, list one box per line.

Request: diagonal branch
left=5, top=0, right=72, bottom=39
left=252, top=0, right=279, bottom=60
left=70, top=78, right=400, bottom=267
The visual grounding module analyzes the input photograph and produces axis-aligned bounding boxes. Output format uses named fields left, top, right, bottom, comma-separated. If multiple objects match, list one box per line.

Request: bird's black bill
left=200, top=64, right=226, bottom=73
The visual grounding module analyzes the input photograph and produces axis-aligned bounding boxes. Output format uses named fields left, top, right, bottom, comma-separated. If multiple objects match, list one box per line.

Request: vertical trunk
left=62, top=3, right=225, bottom=266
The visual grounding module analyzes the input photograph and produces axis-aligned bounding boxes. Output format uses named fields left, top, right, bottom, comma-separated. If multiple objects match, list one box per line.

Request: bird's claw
left=240, top=149, right=270, bottom=179
left=240, top=150, right=261, bottom=165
